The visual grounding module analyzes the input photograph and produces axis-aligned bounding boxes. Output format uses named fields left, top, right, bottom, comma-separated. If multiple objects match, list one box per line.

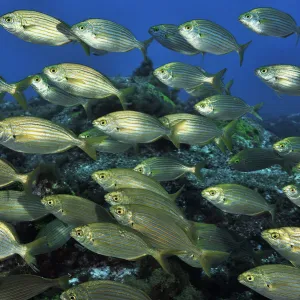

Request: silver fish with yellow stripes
left=41, top=194, right=114, bottom=226
left=178, top=19, right=252, bottom=66
left=238, top=264, right=300, bottom=300
left=149, top=24, right=202, bottom=55
left=202, top=183, right=275, bottom=220
left=153, top=62, right=226, bottom=92
left=0, top=10, right=89, bottom=54
left=0, top=190, right=48, bottom=222
left=104, top=188, right=191, bottom=234
left=194, top=95, right=263, bottom=121
left=0, top=221, right=46, bottom=271
left=61, top=280, right=151, bottom=300
left=71, top=222, right=171, bottom=273
left=160, top=113, right=237, bottom=152
left=93, top=110, right=180, bottom=147
left=0, top=274, right=69, bottom=300
left=71, top=19, right=153, bottom=60
left=43, top=63, right=134, bottom=110
left=262, top=227, right=300, bottom=267
left=273, top=137, right=300, bottom=160
left=110, top=204, right=229, bottom=276
left=255, top=64, right=300, bottom=96
left=0, top=75, right=32, bottom=110
left=282, top=184, right=300, bottom=207
left=92, top=168, right=183, bottom=200
left=133, top=157, right=205, bottom=181
left=0, top=116, right=98, bottom=160
left=239, top=7, right=300, bottom=43
left=30, top=74, right=96, bottom=117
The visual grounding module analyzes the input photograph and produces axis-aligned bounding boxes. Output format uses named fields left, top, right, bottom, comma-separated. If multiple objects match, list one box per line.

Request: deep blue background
left=1, top=0, right=300, bottom=118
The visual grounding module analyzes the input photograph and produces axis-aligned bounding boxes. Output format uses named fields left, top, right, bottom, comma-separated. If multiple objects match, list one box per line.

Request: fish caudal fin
left=153, top=252, right=172, bottom=274
left=118, top=87, right=136, bottom=110
left=225, top=79, right=234, bottom=95
left=194, top=161, right=206, bottom=179
left=20, top=165, right=42, bottom=194
left=251, top=102, right=264, bottom=120
left=221, top=119, right=238, bottom=151
left=168, top=120, right=187, bottom=148
left=238, top=40, right=252, bottom=66
left=11, top=91, right=27, bottom=110
left=269, top=204, right=276, bottom=223
left=200, top=250, right=230, bottom=276
left=169, top=185, right=185, bottom=201
left=54, top=275, right=70, bottom=290
left=79, top=138, right=98, bottom=160
left=138, top=37, right=154, bottom=61
left=212, top=68, right=227, bottom=93
left=81, top=99, right=98, bottom=119
left=24, top=236, right=47, bottom=272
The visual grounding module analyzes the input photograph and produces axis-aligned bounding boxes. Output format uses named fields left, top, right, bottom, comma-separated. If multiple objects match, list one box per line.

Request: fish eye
left=113, top=196, right=119, bottom=202
left=136, top=167, right=143, bottom=173
left=245, top=14, right=251, bottom=19
left=34, top=76, right=41, bottom=83
left=209, top=190, right=216, bottom=196
left=261, top=68, right=268, bottom=74
left=184, top=24, right=192, bottom=30
left=69, top=294, right=76, bottom=300
left=246, top=275, right=254, bottom=281
left=47, top=200, right=53, bottom=206
left=116, top=207, right=124, bottom=215
left=234, top=159, right=240, bottom=163
left=153, top=27, right=159, bottom=32
left=4, top=16, right=12, bottom=23
left=99, top=119, right=107, bottom=126
left=279, top=143, right=285, bottom=148
left=290, top=187, right=296, bottom=193
left=271, top=232, right=280, bottom=239
left=79, top=25, right=85, bottom=30
left=50, top=68, right=57, bottom=74
left=160, top=69, right=165, bottom=74
left=76, top=229, right=83, bottom=237
left=99, top=173, right=106, bottom=179
left=199, top=103, right=205, bottom=108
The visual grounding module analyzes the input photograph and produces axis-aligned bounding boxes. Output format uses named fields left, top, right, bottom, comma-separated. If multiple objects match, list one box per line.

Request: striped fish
left=256, top=65, right=300, bottom=96
left=0, top=274, right=69, bottom=300
left=71, top=222, right=171, bottom=273
left=153, top=62, right=226, bottom=92
left=283, top=184, right=300, bottom=207
left=239, top=7, right=300, bottom=43
left=92, top=110, right=180, bottom=147
left=0, top=221, right=45, bottom=271
left=43, top=63, right=134, bottom=110
left=110, top=204, right=228, bottom=276
left=71, top=19, right=153, bottom=60
left=238, top=264, right=300, bottom=300
left=0, top=191, right=48, bottom=222
left=92, top=168, right=183, bottom=200
left=0, top=10, right=89, bottom=54
left=178, top=19, right=251, bottom=66
left=104, top=188, right=191, bottom=233
left=133, top=157, right=205, bottom=181
left=201, top=183, right=275, bottom=220
left=41, top=194, right=114, bottom=226
left=61, top=280, right=151, bottom=300
left=33, top=219, right=74, bottom=255
left=262, top=227, right=300, bottom=267
left=149, top=24, right=202, bottom=55
left=0, top=116, right=97, bottom=160
left=273, top=137, right=300, bottom=160
left=194, top=95, right=263, bottom=120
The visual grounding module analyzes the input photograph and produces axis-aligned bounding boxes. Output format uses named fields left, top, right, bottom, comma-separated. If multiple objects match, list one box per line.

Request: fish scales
left=160, top=113, right=200, bottom=128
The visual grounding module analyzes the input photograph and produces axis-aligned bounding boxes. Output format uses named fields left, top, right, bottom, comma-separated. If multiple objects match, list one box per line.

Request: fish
left=160, top=113, right=237, bottom=152
left=0, top=221, right=46, bottom=271
left=228, top=148, right=296, bottom=174
left=0, top=159, right=41, bottom=194
left=238, top=264, right=300, bottom=300
left=282, top=184, right=300, bottom=207
left=0, top=116, right=97, bottom=160
left=92, top=168, right=183, bottom=200
left=92, top=110, right=181, bottom=148
left=153, top=62, right=226, bottom=92
left=41, top=194, right=114, bottom=226
left=255, top=65, right=300, bottom=96
left=0, top=190, right=48, bottom=222
left=201, top=183, right=275, bottom=220
left=104, top=188, right=191, bottom=233
left=43, top=63, right=134, bottom=110
left=194, top=95, right=263, bottom=121
left=273, top=137, right=300, bottom=160
left=30, top=74, right=95, bottom=117
left=262, top=227, right=300, bottom=267
left=60, top=280, right=151, bottom=300
left=178, top=19, right=251, bottom=66
left=110, top=204, right=229, bottom=276
left=0, top=10, right=89, bottom=54
left=133, top=157, right=205, bottom=181
left=71, top=19, right=153, bottom=60
left=292, top=162, right=300, bottom=173
left=239, top=7, right=300, bottom=43
left=71, top=222, right=171, bottom=273
left=33, top=219, right=74, bottom=255
left=148, top=24, right=202, bottom=55
left=145, top=83, right=176, bottom=108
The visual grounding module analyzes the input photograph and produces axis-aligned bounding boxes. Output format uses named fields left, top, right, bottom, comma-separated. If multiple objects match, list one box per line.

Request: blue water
left=1, top=0, right=300, bottom=117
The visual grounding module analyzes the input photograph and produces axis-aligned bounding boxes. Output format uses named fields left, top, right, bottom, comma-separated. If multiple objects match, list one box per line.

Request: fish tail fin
left=220, top=119, right=238, bottom=151
left=169, top=185, right=185, bottom=201
left=167, top=120, right=186, bottom=148
left=153, top=251, right=172, bottom=274
left=200, top=250, right=230, bottom=277
left=225, top=79, right=234, bottom=95
left=251, top=102, right=264, bottom=120
left=21, top=165, right=42, bottom=194
left=54, top=275, right=70, bottom=290
left=79, top=138, right=98, bottom=160
left=11, top=76, right=34, bottom=110
left=24, top=236, right=47, bottom=272
left=212, top=68, right=227, bottom=93
left=193, top=161, right=206, bottom=179
left=81, top=99, right=97, bottom=119
left=79, top=41, right=91, bottom=56
left=270, top=204, right=276, bottom=223
left=138, top=37, right=154, bottom=60
left=238, top=40, right=252, bottom=66
left=118, top=87, right=136, bottom=110
left=11, top=91, right=27, bottom=110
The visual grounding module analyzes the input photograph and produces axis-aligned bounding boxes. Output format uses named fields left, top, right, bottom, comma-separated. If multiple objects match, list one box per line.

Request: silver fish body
left=283, top=184, right=300, bottom=207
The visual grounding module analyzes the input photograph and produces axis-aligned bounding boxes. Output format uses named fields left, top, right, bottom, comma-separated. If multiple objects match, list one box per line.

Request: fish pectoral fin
left=14, top=134, right=40, bottom=142
left=22, top=24, right=38, bottom=30
left=66, top=77, right=86, bottom=85
left=94, top=33, right=109, bottom=39
left=258, top=19, right=271, bottom=24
